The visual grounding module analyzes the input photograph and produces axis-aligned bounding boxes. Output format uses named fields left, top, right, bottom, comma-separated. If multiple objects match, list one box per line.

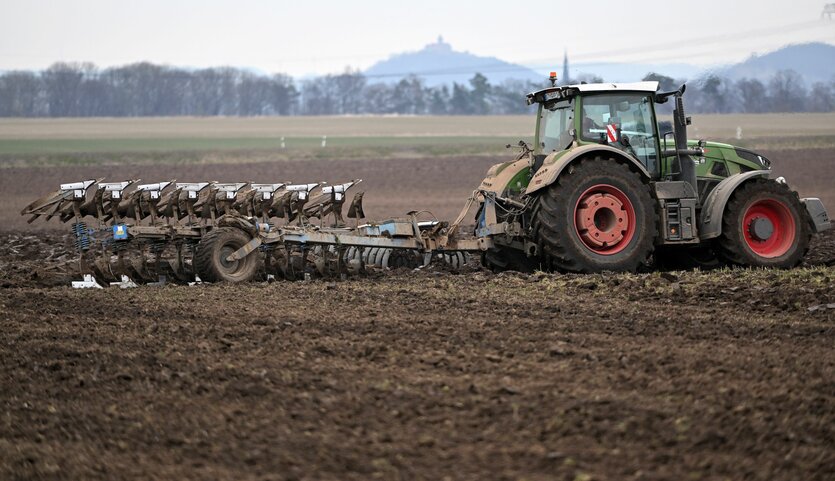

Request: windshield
left=539, top=98, right=574, bottom=154
left=581, top=93, right=658, bottom=172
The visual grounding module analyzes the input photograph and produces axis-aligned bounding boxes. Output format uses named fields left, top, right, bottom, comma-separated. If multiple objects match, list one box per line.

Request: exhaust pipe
left=672, top=87, right=700, bottom=202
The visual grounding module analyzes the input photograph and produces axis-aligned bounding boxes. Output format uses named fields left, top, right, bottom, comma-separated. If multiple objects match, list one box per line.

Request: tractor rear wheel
left=533, top=157, right=656, bottom=272
left=716, top=179, right=810, bottom=268
left=194, top=227, right=258, bottom=283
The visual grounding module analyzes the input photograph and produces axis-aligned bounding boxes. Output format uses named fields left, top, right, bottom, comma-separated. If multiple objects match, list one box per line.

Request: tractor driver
left=581, top=101, right=609, bottom=142
left=582, top=115, right=604, bottom=138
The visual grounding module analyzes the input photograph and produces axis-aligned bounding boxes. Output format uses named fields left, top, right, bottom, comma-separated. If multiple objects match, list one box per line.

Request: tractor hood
left=661, top=139, right=772, bottom=172
left=705, top=142, right=772, bottom=171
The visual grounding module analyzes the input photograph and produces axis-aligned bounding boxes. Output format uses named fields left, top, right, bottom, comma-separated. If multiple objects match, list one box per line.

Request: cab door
left=578, top=93, right=662, bottom=178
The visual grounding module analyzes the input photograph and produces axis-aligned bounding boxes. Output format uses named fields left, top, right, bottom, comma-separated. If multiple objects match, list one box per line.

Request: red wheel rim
left=574, top=184, right=636, bottom=255
left=742, top=199, right=796, bottom=258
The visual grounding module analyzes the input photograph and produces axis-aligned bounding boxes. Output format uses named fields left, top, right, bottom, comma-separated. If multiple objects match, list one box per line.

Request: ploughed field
left=1, top=230, right=834, bottom=480
left=1, top=147, right=834, bottom=480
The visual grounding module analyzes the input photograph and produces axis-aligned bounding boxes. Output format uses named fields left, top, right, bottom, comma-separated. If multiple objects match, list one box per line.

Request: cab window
left=539, top=98, right=574, bottom=154
left=581, top=93, right=658, bottom=172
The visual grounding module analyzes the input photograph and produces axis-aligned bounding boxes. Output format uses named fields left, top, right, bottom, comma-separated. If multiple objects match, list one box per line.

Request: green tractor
left=476, top=80, right=831, bottom=272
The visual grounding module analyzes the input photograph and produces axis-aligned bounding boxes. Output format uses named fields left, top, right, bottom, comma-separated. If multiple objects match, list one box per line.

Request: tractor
left=21, top=79, right=832, bottom=285
left=475, top=79, right=831, bottom=272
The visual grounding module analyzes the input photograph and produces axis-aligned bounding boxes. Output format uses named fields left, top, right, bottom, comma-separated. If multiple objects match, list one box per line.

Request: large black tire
left=716, top=179, right=810, bottom=268
left=532, top=157, right=657, bottom=273
left=194, top=227, right=258, bottom=283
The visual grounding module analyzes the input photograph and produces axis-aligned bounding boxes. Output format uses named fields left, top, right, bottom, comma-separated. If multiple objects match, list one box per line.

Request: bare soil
left=1, top=149, right=834, bottom=480
left=1, top=236, right=834, bottom=480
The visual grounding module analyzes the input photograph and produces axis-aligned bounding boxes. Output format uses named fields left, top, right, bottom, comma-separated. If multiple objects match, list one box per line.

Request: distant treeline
left=0, top=62, right=833, bottom=117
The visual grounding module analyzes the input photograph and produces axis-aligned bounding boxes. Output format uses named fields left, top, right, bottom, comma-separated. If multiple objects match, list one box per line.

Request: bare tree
left=42, top=62, right=95, bottom=116
left=0, top=71, right=42, bottom=116
left=736, top=78, right=769, bottom=113
left=0, top=62, right=833, bottom=117
left=808, top=81, right=835, bottom=112
left=769, top=70, right=807, bottom=112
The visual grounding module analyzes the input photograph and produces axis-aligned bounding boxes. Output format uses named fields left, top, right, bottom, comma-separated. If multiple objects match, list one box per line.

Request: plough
left=21, top=178, right=481, bottom=286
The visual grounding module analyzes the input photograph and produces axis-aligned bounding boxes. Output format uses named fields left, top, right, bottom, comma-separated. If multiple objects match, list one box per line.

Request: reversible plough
left=22, top=179, right=474, bottom=286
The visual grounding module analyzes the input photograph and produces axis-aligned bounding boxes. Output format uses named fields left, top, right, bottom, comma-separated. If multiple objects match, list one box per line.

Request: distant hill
left=568, top=43, right=835, bottom=84
left=364, top=37, right=544, bottom=87
left=362, top=41, right=835, bottom=88
left=713, top=42, right=835, bottom=85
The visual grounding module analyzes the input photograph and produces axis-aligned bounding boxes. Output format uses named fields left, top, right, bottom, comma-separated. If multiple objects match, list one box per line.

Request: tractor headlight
left=735, top=147, right=771, bottom=170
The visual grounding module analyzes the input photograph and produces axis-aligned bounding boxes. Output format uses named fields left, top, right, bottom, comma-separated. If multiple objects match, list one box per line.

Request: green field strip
left=0, top=135, right=533, bottom=156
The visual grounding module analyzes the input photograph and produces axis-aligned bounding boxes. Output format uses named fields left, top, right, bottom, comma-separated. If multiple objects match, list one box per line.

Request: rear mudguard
left=524, top=144, right=651, bottom=196
left=478, top=158, right=529, bottom=195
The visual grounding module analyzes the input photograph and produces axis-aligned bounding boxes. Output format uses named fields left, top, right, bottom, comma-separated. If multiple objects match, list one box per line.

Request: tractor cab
left=530, top=81, right=663, bottom=177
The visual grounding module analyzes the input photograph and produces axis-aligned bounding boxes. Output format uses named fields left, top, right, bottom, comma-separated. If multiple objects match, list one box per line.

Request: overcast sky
left=1, top=0, right=833, bottom=76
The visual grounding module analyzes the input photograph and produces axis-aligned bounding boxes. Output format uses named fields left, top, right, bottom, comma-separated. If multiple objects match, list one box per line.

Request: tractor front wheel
left=533, top=157, right=656, bottom=273
left=194, top=227, right=259, bottom=283
left=716, top=179, right=810, bottom=268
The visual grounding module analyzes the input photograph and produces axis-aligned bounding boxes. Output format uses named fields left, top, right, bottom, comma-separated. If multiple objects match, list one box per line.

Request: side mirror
left=654, top=83, right=687, bottom=104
